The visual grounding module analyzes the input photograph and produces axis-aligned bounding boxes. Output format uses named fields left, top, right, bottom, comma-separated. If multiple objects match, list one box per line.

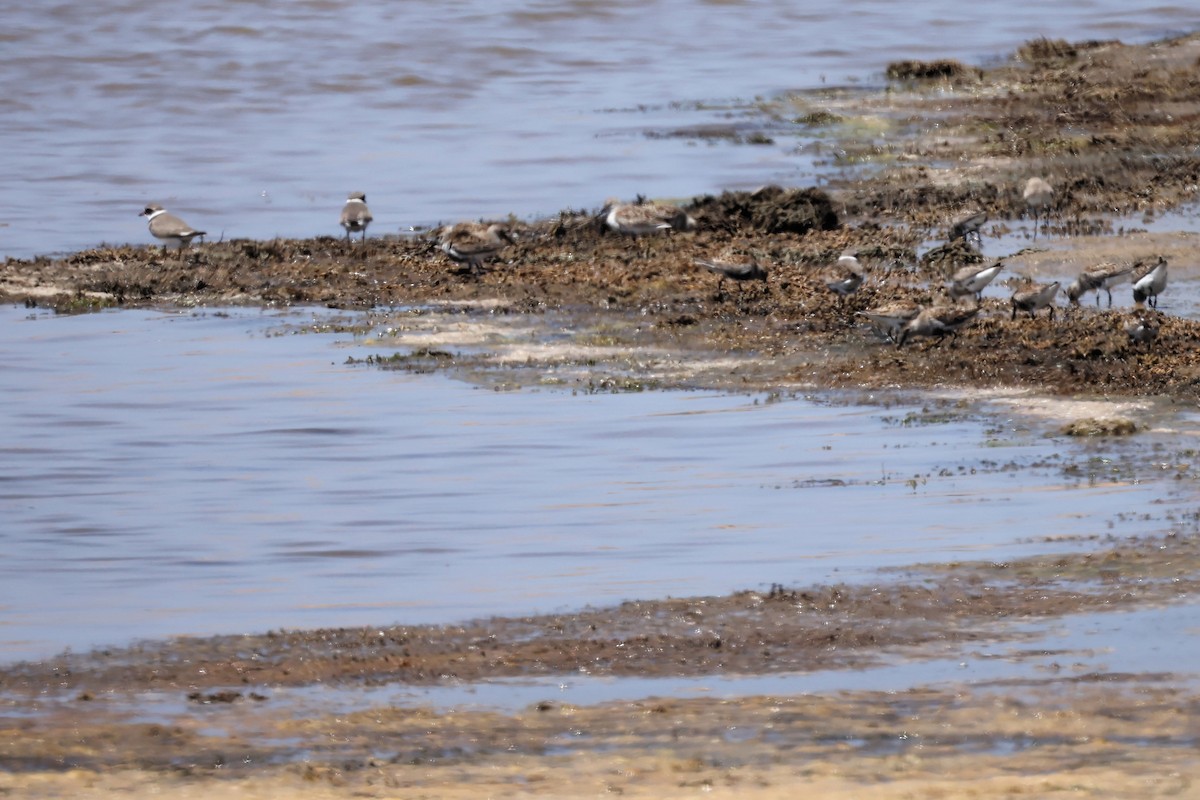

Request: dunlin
left=1066, top=262, right=1136, bottom=307
left=1023, top=177, right=1053, bottom=240
left=820, top=250, right=868, bottom=302
left=339, top=192, right=372, bottom=242
left=949, top=210, right=988, bottom=250
left=1131, top=256, right=1168, bottom=309
left=1010, top=281, right=1061, bottom=320
left=948, top=261, right=1003, bottom=303
left=858, top=301, right=921, bottom=344
left=601, top=199, right=696, bottom=236
left=694, top=256, right=767, bottom=299
left=139, top=204, right=206, bottom=251
left=896, top=304, right=980, bottom=348
left=439, top=222, right=516, bottom=275
left=1125, top=314, right=1159, bottom=345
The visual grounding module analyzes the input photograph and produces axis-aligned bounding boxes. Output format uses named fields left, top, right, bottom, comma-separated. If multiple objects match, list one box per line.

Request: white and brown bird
left=948, top=261, right=1004, bottom=303
left=600, top=199, right=696, bottom=237
left=896, top=304, right=980, bottom=348
left=438, top=222, right=516, bottom=275
left=1131, top=256, right=1168, bottom=309
left=1010, top=281, right=1061, bottom=320
left=339, top=192, right=372, bottom=242
left=1023, top=177, right=1053, bottom=240
left=1066, top=262, right=1136, bottom=307
left=858, top=301, right=921, bottom=344
left=820, top=250, right=868, bottom=302
left=694, top=256, right=767, bottom=299
left=949, top=210, right=988, bottom=250
left=139, top=204, right=206, bottom=251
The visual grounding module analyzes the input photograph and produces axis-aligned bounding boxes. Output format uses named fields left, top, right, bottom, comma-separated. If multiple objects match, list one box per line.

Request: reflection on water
left=0, top=1, right=1195, bottom=258
left=0, top=304, right=1193, bottom=662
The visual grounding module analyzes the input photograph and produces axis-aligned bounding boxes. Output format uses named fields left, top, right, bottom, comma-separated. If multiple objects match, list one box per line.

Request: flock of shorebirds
left=138, top=177, right=1169, bottom=349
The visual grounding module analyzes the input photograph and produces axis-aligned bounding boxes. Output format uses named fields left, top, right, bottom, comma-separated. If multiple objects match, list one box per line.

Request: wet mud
left=6, top=32, right=1200, bottom=798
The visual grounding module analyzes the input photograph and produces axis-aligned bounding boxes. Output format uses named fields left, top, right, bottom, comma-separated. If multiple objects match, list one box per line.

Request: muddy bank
left=3, top=533, right=1200, bottom=797
left=6, top=35, right=1200, bottom=400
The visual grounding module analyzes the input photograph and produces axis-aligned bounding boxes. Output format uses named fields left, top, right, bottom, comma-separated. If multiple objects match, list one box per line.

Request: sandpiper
left=600, top=199, right=696, bottom=237
left=1125, top=314, right=1159, bottom=345
left=858, top=301, right=921, bottom=344
left=339, top=192, right=372, bottom=242
left=1010, top=281, right=1061, bottom=320
left=896, top=304, right=980, bottom=348
left=1023, top=177, right=1053, bottom=240
left=949, top=210, right=988, bottom=250
left=438, top=222, right=516, bottom=275
left=694, top=256, right=767, bottom=299
left=820, top=250, right=868, bottom=302
left=1131, top=256, right=1168, bottom=309
left=948, top=261, right=1004, bottom=303
left=1066, top=262, right=1136, bottom=307
left=139, top=204, right=206, bottom=251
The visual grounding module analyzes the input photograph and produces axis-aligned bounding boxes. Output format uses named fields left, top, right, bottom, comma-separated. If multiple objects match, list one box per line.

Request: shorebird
left=948, top=261, right=1004, bottom=303
left=139, top=204, right=206, bottom=251
left=600, top=199, right=696, bottom=237
left=1125, top=314, right=1159, bottom=345
left=1131, top=256, right=1168, bottom=309
left=438, top=222, right=516, bottom=275
left=819, top=250, right=868, bottom=303
left=858, top=301, right=921, bottom=344
left=694, top=256, right=767, bottom=299
left=949, top=210, right=988, bottom=250
left=896, top=304, right=980, bottom=348
left=1023, top=177, right=1053, bottom=240
left=339, top=192, right=372, bottom=242
left=1010, top=281, right=1061, bottom=320
left=1066, top=262, right=1136, bottom=307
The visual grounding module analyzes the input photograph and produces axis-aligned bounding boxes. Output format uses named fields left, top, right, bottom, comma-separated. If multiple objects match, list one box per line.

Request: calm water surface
left=1, top=304, right=1195, bottom=662
left=1, top=1, right=1197, bottom=259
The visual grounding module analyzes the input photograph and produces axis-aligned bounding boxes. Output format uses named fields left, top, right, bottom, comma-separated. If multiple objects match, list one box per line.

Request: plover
left=600, top=199, right=696, bottom=237
left=438, top=222, right=516, bottom=275
left=858, top=301, right=921, bottom=344
left=1010, top=281, right=1061, bottom=320
left=339, top=192, right=373, bottom=242
left=694, top=256, right=767, bottom=299
left=1066, top=262, right=1136, bottom=307
left=139, top=204, right=206, bottom=251
left=896, top=304, right=980, bottom=348
left=949, top=210, right=988, bottom=250
left=1131, top=256, right=1168, bottom=309
left=948, top=261, right=1004, bottom=303
left=820, top=250, right=868, bottom=302
left=1023, top=177, right=1053, bottom=240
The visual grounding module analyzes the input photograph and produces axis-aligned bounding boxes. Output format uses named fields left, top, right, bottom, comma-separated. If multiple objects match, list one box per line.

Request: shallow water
left=1, top=303, right=1196, bottom=663
left=1, top=1, right=1197, bottom=260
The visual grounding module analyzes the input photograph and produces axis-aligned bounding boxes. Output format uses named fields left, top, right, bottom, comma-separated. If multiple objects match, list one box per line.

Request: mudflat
left=5, top=32, right=1200, bottom=798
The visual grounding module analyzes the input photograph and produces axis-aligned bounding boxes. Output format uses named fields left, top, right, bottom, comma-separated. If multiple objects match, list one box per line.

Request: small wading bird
left=949, top=210, right=988, bottom=251
left=819, top=250, right=868, bottom=303
left=1125, top=314, right=1159, bottom=345
left=1131, top=256, right=1168, bottom=309
left=1023, top=177, right=1053, bottom=240
left=339, top=192, right=372, bottom=242
left=896, top=304, right=980, bottom=349
left=858, top=301, right=921, bottom=344
left=139, top=204, right=206, bottom=251
left=694, top=256, right=767, bottom=300
left=1010, top=281, right=1061, bottom=320
left=1066, top=261, right=1136, bottom=307
left=948, top=261, right=1004, bottom=304
left=600, top=198, right=696, bottom=237
left=438, top=222, right=516, bottom=275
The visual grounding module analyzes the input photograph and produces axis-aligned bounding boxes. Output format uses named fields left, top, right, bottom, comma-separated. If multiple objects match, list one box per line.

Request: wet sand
left=6, top=32, right=1200, bottom=798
